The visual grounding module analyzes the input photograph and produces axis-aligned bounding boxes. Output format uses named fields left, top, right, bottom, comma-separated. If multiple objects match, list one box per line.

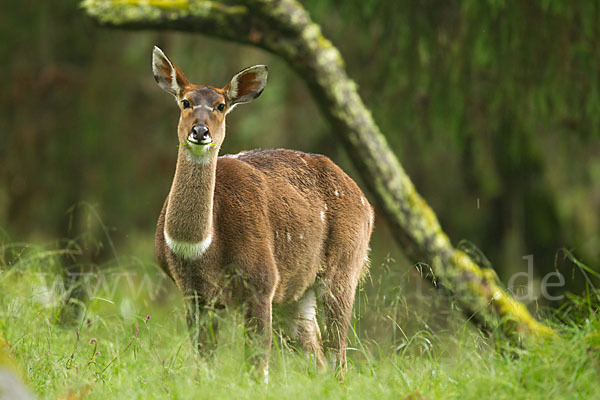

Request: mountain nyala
left=152, top=46, right=374, bottom=380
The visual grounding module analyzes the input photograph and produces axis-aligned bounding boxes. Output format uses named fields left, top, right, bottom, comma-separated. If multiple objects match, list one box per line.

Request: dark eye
left=217, top=103, right=226, bottom=112
left=182, top=99, right=191, bottom=109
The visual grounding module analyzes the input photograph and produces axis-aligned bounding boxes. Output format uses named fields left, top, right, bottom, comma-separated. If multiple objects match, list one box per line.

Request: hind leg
left=320, top=258, right=363, bottom=378
left=289, top=288, right=325, bottom=368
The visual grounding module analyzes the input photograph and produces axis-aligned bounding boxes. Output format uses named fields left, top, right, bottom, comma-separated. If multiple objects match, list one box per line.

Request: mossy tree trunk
left=82, top=0, right=554, bottom=341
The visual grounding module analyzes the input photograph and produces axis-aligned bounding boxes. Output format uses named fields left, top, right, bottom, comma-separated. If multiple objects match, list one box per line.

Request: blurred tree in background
left=1, top=0, right=599, bottom=299
left=310, top=0, right=600, bottom=285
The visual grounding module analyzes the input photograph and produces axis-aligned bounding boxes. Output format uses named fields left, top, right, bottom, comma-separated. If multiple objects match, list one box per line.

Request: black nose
left=191, top=125, right=210, bottom=143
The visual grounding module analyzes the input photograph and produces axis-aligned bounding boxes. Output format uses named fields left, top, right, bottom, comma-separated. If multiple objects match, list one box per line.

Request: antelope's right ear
left=152, top=46, right=189, bottom=98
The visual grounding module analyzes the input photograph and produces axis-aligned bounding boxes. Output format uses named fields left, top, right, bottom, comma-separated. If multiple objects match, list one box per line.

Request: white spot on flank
left=164, top=230, right=212, bottom=260
left=361, top=196, right=365, bottom=206
left=334, top=190, right=339, bottom=197
left=275, top=230, right=279, bottom=239
left=299, top=233, right=304, bottom=240
left=287, top=232, right=292, bottom=242
left=320, top=210, right=325, bottom=222
left=324, top=203, right=328, bottom=210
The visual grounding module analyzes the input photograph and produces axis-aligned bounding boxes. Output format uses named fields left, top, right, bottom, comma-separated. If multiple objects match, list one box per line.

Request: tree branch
left=82, top=0, right=555, bottom=341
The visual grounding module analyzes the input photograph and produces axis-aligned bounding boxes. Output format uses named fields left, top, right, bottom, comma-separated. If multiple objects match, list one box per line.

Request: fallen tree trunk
left=82, top=0, right=555, bottom=341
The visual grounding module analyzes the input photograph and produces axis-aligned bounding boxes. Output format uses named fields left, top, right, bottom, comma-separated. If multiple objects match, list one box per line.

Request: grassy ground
left=0, top=242, right=599, bottom=399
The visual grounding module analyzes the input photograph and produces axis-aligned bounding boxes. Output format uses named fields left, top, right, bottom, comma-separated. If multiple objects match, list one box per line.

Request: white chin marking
left=185, top=144, right=214, bottom=164
left=164, top=230, right=212, bottom=260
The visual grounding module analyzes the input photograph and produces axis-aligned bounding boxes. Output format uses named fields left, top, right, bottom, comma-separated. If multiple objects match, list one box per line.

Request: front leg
left=244, top=296, right=273, bottom=383
left=238, top=254, right=278, bottom=382
left=185, top=291, right=219, bottom=358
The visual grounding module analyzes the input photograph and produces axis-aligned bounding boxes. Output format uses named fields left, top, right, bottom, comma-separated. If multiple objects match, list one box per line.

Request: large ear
left=151, top=46, right=189, bottom=98
left=225, top=65, right=268, bottom=106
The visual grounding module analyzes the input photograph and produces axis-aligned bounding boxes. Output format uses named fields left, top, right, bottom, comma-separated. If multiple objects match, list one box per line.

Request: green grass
left=0, top=243, right=599, bottom=399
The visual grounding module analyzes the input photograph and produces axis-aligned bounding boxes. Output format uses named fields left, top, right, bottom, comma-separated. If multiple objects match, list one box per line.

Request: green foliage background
left=1, top=0, right=599, bottom=296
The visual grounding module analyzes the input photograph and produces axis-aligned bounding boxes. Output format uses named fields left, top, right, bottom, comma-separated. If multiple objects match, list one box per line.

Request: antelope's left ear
left=225, top=65, right=268, bottom=106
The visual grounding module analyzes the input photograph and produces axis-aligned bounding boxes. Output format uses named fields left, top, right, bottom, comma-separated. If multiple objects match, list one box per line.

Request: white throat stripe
left=164, top=230, right=212, bottom=260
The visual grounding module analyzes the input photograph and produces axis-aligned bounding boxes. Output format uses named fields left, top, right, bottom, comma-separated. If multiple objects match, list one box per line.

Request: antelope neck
left=164, top=146, right=217, bottom=258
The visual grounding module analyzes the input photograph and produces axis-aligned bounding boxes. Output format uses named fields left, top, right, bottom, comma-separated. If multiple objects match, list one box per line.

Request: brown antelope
left=152, top=46, right=374, bottom=380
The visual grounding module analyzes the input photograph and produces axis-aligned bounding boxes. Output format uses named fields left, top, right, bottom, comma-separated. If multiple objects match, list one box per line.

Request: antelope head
left=151, top=46, right=268, bottom=163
